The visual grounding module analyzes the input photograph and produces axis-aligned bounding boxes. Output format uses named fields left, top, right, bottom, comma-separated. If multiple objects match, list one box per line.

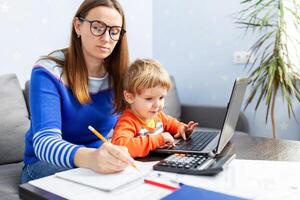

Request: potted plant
left=236, top=0, right=300, bottom=138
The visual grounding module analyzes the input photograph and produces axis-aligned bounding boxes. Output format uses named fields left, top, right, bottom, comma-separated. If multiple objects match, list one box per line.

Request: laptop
left=155, top=77, right=250, bottom=156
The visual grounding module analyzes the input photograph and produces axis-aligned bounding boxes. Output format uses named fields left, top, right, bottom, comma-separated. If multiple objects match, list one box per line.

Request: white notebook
left=55, top=162, right=150, bottom=192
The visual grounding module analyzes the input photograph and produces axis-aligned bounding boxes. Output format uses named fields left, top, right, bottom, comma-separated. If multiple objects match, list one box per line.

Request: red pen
left=144, top=179, right=179, bottom=191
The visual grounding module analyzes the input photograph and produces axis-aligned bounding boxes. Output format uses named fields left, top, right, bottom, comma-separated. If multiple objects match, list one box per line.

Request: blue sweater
left=23, top=53, right=117, bottom=168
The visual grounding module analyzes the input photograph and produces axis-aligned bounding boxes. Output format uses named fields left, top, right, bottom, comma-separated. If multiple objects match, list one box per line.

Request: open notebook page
left=55, top=161, right=151, bottom=192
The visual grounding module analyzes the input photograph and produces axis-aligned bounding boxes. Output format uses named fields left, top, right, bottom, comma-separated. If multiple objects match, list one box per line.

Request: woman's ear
left=73, top=17, right=82, bottom=37
left=123, top=90, right=134, bottom=104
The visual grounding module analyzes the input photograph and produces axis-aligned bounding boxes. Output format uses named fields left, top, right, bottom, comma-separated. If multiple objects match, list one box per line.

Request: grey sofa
left=0, top=74, right=30, bottom=200
left=164, top=77, right=249, bottom=133
left=0, top=74, right=248, bottom=200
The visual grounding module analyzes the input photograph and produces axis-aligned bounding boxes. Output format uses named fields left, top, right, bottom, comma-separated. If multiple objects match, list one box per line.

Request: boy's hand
left=160, top=132, right=175, bottom=148
left=174, top=121, right=198, bottom=140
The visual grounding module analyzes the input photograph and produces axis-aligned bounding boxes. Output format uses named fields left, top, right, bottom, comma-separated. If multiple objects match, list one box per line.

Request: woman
left=21, top=0, right=133, bottom=183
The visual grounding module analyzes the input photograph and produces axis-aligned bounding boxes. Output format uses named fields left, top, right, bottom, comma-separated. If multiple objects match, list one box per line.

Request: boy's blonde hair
left=123, top=58, right=172, bottom=95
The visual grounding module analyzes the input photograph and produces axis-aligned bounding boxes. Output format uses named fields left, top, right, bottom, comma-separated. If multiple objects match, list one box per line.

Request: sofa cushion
left=0, top=74, right=30, bottom=164
left=163, top=76, right=181, bottom=119
left=0, top=162, right=23, bottom=199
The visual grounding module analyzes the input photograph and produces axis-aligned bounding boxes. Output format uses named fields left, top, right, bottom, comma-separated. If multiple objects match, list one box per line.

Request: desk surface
left=19, top=133, right=300, bottom=200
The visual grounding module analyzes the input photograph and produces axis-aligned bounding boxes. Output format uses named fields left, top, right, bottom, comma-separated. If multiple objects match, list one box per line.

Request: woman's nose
left=100, top=29, right=110, bottom=42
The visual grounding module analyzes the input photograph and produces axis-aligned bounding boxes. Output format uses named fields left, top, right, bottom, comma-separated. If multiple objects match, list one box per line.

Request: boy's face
left=124, top=86, right=168, bottom=121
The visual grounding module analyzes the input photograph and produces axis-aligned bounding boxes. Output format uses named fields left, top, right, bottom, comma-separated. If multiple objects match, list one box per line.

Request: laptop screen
left=215, top=77, right=249, bottom=154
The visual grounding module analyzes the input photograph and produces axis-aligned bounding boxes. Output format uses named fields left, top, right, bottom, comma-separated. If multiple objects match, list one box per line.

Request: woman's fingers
left=105, top=143, right=134, bottom=165
left=93, top=143, right=134, bottom=173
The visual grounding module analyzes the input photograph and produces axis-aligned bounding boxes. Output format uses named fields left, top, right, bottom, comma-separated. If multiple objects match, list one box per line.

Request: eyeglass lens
left=90, top=21, right=122, bottom=41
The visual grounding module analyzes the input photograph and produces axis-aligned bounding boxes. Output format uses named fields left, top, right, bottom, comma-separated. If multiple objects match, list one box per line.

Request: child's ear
left=123, top=90, right=134, bottom=104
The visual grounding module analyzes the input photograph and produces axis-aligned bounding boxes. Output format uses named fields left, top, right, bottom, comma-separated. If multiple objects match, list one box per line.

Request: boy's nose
left=153, top=100, right=159, bottom=107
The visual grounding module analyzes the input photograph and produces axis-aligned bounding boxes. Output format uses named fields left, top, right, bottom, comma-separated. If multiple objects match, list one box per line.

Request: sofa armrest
left=180, top=104, right=249, bottom=133
left=0, top=74, right=30, bottom=164
left=23, top=81, right=30, bottom=118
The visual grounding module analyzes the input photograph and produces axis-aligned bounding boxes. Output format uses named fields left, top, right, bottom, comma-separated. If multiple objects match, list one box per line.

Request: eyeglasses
left=79, top=17, right=126, bottom=41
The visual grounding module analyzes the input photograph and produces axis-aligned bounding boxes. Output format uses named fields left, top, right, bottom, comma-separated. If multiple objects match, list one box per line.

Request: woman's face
left=74, top=6, right=122, bottom=63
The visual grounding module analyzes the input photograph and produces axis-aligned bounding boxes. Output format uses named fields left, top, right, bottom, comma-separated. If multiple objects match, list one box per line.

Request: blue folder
left=161, top=184, right=248, bottom=200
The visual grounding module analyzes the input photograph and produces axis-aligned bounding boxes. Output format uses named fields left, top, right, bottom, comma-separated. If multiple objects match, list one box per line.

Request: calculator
left=153, top=153, right=235, bottom=176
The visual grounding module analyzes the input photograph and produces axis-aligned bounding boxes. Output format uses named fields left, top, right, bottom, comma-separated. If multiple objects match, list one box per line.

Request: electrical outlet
left=233, top=51, right=253, bottom=64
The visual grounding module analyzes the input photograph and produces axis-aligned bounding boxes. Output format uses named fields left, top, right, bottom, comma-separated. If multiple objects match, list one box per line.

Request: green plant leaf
left=236, top=0, right=300, bottom=137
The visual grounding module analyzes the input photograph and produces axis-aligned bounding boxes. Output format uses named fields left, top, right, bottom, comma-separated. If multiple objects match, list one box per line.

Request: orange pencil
left=88, top=125, right=139, bottom=171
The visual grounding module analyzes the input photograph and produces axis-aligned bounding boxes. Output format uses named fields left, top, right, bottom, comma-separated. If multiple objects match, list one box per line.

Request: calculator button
left=196, top=158, right=215, bottom=170
left=184, top=165, right=191, bottom=169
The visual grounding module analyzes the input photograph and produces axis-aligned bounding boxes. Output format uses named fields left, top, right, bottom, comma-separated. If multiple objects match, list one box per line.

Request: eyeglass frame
left=78, top=17, right=126, bottom=41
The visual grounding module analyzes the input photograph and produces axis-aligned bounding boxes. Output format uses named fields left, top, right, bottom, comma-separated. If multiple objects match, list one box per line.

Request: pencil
left=88, top=125, right=138, bottom=170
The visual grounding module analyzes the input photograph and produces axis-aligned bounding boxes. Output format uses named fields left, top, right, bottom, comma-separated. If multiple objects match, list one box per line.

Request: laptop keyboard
left=175, top=130, right=219, bottom=151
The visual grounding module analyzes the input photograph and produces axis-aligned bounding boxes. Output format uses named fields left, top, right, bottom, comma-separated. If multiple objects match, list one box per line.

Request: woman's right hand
left=74, top=143, right=135, bottom=174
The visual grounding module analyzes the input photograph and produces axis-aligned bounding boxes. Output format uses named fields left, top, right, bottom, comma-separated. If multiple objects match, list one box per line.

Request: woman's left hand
left=174, top=121, right=198, bottom=140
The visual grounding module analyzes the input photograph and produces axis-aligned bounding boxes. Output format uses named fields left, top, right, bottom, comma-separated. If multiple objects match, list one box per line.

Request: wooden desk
left=19, top=133, right=300, bottom=200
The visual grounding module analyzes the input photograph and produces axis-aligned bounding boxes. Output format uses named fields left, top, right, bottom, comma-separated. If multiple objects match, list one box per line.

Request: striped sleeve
left=29, top=67, right=80, bottom=168
left=32, top=128, right=80, bottom=168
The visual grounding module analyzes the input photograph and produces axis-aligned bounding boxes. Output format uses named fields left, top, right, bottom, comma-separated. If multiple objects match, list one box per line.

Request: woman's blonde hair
left=43, top=0, right=129, bottom=113
left=121, top=58, right=172, bottom=111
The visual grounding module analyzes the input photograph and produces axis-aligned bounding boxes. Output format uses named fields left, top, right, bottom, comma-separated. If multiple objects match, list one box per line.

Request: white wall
left=2, top=1, right=299, bottom=140
left=120, top=0, right=152, bottom=61
left=285, top=1, right=300, bottom=74
left=153, top=0, right=300, bottom=140
left=0, top=0, right=152, bottom=85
